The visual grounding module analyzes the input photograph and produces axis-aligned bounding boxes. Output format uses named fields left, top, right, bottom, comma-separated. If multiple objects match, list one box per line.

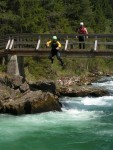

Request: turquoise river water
left=0, top=77, right=113, bottom=150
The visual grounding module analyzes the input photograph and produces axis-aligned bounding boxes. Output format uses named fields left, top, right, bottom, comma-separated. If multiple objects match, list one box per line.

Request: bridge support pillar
left=7, top=55, right=24, bottom=77
left=17, top=56, right=24, bottom=77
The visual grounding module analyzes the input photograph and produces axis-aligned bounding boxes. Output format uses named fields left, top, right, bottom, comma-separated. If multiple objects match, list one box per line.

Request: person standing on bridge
left=46, top=36, right=64, bottom=67
left=77, top=22, right=88, bottom=49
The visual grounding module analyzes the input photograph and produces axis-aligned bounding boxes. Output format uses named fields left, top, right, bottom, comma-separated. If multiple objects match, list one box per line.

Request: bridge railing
left=2, top=34, right=113, bottom=52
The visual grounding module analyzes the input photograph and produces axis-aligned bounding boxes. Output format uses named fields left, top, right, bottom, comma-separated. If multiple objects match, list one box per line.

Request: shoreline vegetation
left=24, top=57, right=113, bottom=81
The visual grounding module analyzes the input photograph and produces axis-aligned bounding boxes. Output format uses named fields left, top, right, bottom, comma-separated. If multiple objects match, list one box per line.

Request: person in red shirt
left=77, top=22, right=88, bottom=49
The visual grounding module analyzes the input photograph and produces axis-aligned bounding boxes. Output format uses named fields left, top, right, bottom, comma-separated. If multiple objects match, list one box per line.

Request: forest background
left=0, top=0, right=113, bottom=80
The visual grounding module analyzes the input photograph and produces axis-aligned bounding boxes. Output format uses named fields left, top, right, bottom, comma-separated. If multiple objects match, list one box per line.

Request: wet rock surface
left=1, top=91, right=61, bottom=115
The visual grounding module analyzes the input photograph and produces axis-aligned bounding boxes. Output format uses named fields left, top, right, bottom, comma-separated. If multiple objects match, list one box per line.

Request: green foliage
left=0, top=65, right=6, bottom=72
left=24, top=57, right=113, bottom=80
left=0, top=0, right=113, bottom=35
left=24, top=57, right=57, bottom=80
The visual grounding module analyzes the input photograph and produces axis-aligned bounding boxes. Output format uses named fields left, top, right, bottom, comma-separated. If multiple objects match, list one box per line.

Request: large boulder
left=1, top=91, right=61, bottom=115
left=0, top=76, right=61, bottom=115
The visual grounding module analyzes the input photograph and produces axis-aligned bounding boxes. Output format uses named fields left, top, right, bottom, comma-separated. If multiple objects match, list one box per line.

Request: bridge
left=0, top=33, right=113, bottom=76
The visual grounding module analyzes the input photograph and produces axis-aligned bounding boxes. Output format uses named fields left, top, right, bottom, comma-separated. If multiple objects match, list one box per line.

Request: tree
left=0, top=0, right=18, bottom=34
left=0, top=0, right=113, bottom=35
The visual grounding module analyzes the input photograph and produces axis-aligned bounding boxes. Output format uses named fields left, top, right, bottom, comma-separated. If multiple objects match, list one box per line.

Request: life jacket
left=51, top=40, right=59, bottom=50
left=46, top=40, right=61, bottom=50
left=78, top=26, right=87, bottom=34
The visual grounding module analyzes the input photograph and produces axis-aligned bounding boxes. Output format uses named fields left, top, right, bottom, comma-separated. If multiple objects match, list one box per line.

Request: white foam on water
left=92, top=80, right=113, bottom=92
left=61, top=95, right=113, bottom=108
left=81, top=96, right=113, bottom=106
left=61, top=108, right=102, bottom=121
left=0, top=95, right=112, bottom=142
left=1, top=94, right=112, bottom=138
left=98, top=80, right=113, bottom=86
left=60, top=95, right=113, bottom=123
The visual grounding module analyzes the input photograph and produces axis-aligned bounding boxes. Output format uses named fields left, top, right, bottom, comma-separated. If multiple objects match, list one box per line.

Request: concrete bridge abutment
left=7, top=55, right=24, bottom=77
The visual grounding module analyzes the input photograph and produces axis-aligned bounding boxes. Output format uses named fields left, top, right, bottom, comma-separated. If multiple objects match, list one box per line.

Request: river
left=0, top=77, right=113, bottom=150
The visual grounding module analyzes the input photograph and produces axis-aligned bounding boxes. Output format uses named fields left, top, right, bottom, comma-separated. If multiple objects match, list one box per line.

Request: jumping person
left=46, top=36, right=64, bottom=67
left=77, top=22, right=88, bottom=49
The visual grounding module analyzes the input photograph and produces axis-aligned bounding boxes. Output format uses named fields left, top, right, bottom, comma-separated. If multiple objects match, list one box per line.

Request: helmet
left=80, top=22, right=84, bottom=26
left=52, top=36, right=57, bottom=40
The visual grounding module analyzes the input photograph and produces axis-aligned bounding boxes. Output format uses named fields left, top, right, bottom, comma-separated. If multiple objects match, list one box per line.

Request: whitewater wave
left=92, top=76, right=113, bottom=93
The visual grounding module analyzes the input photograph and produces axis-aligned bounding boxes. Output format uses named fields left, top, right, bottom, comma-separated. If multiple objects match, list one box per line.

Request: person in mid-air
left=46, top=36, right=64, bottom=67
left=77, top=22, right=88, bottom=49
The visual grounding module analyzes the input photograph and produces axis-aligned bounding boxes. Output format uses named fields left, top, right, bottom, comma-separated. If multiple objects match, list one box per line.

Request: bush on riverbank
left=0, top=57, right=113, bottom=81
left=24, top=57, right=113, bottom=81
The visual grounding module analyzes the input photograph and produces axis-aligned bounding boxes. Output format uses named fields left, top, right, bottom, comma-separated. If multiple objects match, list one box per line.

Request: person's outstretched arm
left=56, top=41, right=61, bottom=49
left=46, top=40, right=52, bottom=47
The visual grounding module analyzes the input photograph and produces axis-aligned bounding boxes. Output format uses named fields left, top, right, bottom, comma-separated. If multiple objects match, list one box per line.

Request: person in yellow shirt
left=46, top=36, right=64, bottom=66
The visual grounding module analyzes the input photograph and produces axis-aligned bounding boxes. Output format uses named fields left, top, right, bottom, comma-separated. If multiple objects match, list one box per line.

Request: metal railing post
left=36, top=36, right=41, bottom=50
left=9, top=38, right=14, bottom=50
left=5, top=37, right=11, bottom=50
left=5, top=37, right=14, bottom=50
left=64, top=36, right=68, bottom=51
left=94, top=36, right=98, bottom=51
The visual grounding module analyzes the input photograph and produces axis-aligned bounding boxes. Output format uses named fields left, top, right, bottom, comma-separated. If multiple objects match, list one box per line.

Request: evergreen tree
left=0, top=0, right=113, bottom=35
left=79, top=0, right=95, bottom=33
left=64, top=0, right=81, bottom=30
left=0, top=0, right=17, bottom=34
left=40, top=0, right=71, bottom=33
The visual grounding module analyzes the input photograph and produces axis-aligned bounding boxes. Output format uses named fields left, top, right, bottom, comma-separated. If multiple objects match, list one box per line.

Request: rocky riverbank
left=0, top=75, right=61, bottom=115
left=0, top=74, right=109, bottom=115
left=55, top=74, right=109, bottom=97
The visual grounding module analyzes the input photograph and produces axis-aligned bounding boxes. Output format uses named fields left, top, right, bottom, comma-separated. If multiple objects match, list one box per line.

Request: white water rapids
left=0, top=76, right=113, bottom=150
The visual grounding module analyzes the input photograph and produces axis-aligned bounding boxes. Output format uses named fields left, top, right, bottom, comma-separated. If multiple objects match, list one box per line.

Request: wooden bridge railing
left=0, top=34, right=113, bottom=56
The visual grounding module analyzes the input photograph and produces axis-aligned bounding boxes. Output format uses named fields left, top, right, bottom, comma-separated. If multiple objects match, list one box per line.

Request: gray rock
left=19, top=82, right=30, bottom=93
left=5, top=75, right=24, bottom=89
left=30, top=81, right=56, bottom=94
left=1, top=91, right=61, bottom=115
left=58, top=86, right=109, bottom=97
